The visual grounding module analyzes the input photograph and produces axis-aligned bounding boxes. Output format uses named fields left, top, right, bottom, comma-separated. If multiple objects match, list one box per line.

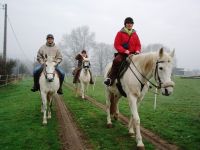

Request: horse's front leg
left=47, top=95, right=53, bottom=119
left=41, top=92, right=47, bottom=125
left=128, top=117, right=135, bottom=137
left=81, top=82, right=85, bottom=99
left=128, top=94, right=144, bottom=149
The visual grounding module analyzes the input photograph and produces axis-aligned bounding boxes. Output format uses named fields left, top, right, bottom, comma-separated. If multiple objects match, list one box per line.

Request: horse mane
left=130, top=52, right=158, bottom=74
left=130, top=50, right=173, bottom=75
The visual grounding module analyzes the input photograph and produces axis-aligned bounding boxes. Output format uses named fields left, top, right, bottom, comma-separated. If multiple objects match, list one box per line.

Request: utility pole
left=3, top=4, right=7, bottom=74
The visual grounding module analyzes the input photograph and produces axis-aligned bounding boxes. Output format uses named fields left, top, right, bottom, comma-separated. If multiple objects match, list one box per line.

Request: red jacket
left=114, top=28, right=141, bottom=54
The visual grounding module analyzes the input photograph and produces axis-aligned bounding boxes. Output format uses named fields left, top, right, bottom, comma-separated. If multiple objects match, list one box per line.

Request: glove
left=124, top=50, right=130, bottom=55
left=134, top=51, right=140, bottom=55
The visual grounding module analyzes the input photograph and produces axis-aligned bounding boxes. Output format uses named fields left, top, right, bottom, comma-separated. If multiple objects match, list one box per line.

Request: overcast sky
left=0, top=0, right=200, bottom=70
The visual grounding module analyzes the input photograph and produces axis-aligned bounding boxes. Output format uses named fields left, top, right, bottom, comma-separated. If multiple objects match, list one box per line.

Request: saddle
left=116, top=57, right=131, bottom=97
left=107, top=56, right=131, bottom=97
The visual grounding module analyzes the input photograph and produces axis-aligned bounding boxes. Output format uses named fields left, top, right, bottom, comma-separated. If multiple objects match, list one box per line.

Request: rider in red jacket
left=104, top=17, right=141, bottom=86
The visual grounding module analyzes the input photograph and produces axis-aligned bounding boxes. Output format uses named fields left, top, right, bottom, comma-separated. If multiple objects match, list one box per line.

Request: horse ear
left=159, top=47, right=164, bottom=58
left=170, top=49, right=175, bottom=57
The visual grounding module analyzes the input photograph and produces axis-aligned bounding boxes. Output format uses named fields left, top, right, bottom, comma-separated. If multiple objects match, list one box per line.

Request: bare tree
left=59, top=26, right=95, bottom=72
left=91, top=43, right=114, bottom=75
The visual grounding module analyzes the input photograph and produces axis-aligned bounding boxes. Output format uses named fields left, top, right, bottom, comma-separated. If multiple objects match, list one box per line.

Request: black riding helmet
left=46, top=34, right=54, bottom=39
left=124, top=17, right=134, bottom=25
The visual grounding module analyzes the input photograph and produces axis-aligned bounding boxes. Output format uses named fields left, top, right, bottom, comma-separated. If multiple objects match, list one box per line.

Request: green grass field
left=0, top=77, right=199, bottom=150
left=0, top=79, right=60, bottom=150
left=65, top=76, right=200, bottom=150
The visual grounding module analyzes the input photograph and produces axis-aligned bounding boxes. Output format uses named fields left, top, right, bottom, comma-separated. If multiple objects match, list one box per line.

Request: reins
left=128, top=56, right=164, bottom=91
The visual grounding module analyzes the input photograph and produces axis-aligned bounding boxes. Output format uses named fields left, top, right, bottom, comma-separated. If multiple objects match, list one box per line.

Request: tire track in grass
left=55, top=94, right=90, bottom=150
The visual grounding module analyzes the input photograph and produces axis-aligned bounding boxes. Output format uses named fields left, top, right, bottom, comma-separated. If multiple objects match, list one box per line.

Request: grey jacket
left=37, top=43, right=62, bottom=64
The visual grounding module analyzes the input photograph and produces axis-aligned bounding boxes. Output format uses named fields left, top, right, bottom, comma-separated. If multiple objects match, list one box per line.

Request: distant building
left=173, top=67, right=184, bottom=75
left=173, top=67, right=200, bottom=76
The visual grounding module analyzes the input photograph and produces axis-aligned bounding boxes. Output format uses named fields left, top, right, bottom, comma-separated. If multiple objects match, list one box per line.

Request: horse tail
left=109, top=93, right=116, bottom=115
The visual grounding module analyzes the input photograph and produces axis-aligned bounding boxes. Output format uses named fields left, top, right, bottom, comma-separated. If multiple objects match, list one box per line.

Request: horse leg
left=41, top=92, right=47, bottom=125
left=47, top=95, right=53, bottom=119
left=105, top=90, right=114, bottom=128
left=41, top=102, right=43, bottom=113
left=128, top=117, right=135, bottom=137
left=114, top=95, right=120, bottom=120
left=127, top=94, right=144, bottom=149
left=81, top=82, right=85, bottom=99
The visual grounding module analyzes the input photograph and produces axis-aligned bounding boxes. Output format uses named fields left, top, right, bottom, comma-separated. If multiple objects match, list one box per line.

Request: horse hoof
left=137, top=146, right=145, bottom=150
left=114, top=115, right=118, bottom=120
left=107, top=124, right=113, bottom=128
left=43, top=120, right=47, bottom=125
left=128, top=132, right=135, bottom=137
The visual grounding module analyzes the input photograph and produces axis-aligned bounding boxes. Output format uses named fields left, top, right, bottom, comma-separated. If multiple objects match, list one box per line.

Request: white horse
left=104, top=48, right=175, bottom=149
left=78, top=58, right=91, bottom=99
left=39, top=55, right=59, bottom=124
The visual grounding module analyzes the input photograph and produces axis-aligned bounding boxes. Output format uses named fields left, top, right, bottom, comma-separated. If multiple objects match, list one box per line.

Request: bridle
left=128, top=57, right=174, bottom=91
left=43, top=64, right=56, bottom=81
left=82, top=60, right=90, bottom=69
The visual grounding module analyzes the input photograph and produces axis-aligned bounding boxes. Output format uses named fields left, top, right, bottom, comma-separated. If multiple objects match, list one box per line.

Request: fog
left=0, top=0, right=200, bottom=70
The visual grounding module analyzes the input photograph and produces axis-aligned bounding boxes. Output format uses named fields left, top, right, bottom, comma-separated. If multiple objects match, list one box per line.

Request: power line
left=7, top=16, right=31, bottom=61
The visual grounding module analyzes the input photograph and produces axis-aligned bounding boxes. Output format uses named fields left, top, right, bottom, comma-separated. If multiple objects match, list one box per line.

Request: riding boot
left=56, top=67, right=65, bottom=95
left=104, top=53, right=127, bottom=86
left=57, top=78, right=63, bottom=95
left=73, top=68, right=81, bottom=83
left=104, top=63, right=119, bottom=86
left=31, top=64, right=43, bottom=92
left=89, top=70, right=94, bottom=84
left=31, top=75, right=40, bottom=92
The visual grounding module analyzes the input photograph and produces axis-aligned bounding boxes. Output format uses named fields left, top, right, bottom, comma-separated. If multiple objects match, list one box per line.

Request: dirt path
left=64, top=83, right=180, bottom=150
left=54, top=94, right=91, bottom=150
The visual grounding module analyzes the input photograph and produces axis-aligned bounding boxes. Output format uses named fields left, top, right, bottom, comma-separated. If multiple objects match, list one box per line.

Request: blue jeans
left=33, top=64, right=65, bottom=86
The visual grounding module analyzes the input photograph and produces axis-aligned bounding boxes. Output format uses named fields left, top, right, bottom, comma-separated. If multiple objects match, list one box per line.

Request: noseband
left=43, top=65, right=55, bottom=81
left=82, top=61, right=90, bottom=69
left=154, top=60, right=174, bottom=89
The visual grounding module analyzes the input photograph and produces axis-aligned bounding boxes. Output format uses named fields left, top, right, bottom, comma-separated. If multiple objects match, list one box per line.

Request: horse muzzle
left=47, top=78, right=54, bottom=82
left=161, top=81, right=175, bottom=96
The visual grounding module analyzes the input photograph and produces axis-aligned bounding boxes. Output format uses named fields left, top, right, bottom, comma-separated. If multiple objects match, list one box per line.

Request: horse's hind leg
left=113, top=95, right=120, bottom=120
left=105, top=90, right=113, bottom=128
left=41, top=102, right=43, bottom=113
left=75, top=83, right=79, bottom=97
left=41, top=92, right=47, bottom=124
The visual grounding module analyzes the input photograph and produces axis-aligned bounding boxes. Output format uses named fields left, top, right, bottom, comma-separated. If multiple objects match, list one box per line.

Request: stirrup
left=57, top=89, right=63, bottom=95
left=31, top=87, right=39, bottom=92
left=104, top=78, right=112, bottom=86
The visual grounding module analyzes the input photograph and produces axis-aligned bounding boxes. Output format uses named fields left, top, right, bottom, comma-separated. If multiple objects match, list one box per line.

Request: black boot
left=31, top=76, right=39, bottom=92
left=104, top=78, right=112, bottom=86
left=57, top=77, right=64, bottom=95
left=57, top=88, right=63, bottom=95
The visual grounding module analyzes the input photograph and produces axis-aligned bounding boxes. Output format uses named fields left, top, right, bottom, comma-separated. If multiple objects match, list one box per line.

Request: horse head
left=44, top=55, right=57, bottom=82
left=154, top=48, right=175, bottom=96
left=82, top=57, right=90, bottom=71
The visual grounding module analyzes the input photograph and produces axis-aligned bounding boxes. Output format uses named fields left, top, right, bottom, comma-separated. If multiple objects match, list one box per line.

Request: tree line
left=0, top=25, right=177, bottom=79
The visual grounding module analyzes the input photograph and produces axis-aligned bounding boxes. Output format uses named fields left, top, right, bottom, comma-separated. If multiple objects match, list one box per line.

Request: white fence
left=0, top=74, right=24, bottom=88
